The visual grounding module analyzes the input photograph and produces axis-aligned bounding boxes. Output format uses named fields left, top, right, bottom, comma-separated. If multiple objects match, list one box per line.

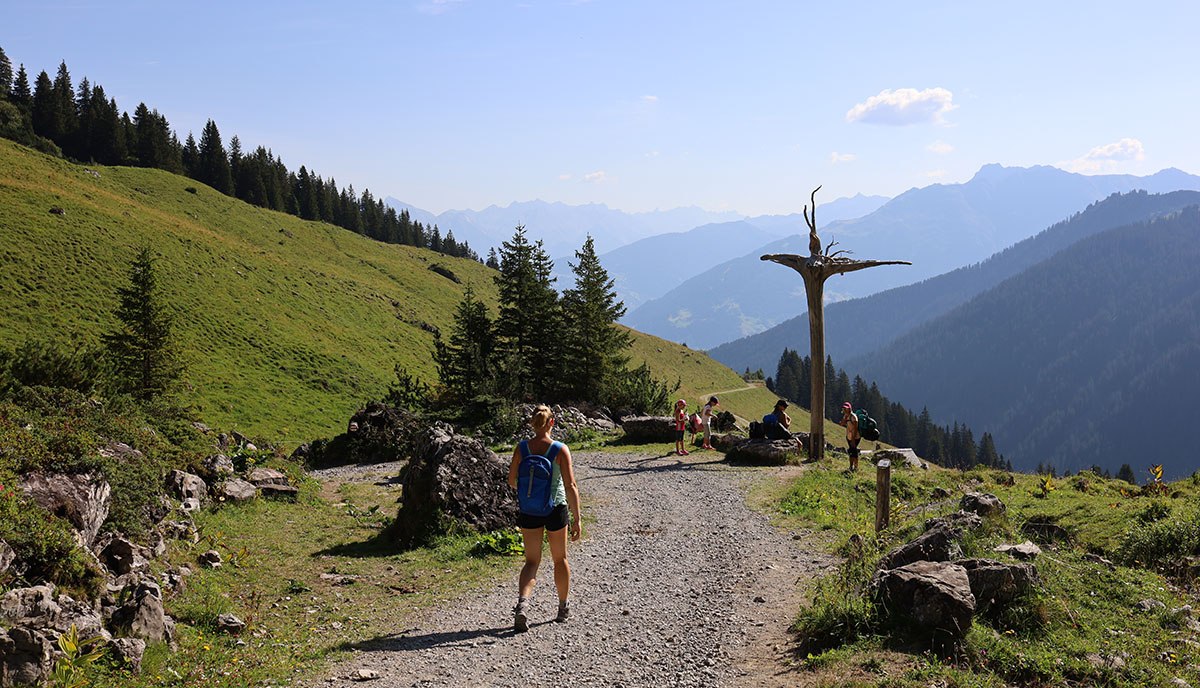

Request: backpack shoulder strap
left=519, top=440, right=530, bottom=459
left=545, top=441, right=562, bottom=462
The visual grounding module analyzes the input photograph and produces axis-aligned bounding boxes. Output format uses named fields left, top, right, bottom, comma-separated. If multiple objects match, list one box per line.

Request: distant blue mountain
left=625, top=165, right=1200, bottom=350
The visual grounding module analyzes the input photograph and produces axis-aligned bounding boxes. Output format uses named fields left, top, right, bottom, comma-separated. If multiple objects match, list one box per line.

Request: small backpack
left=689, top=413, right=702, bottom=433
left=853, top=410, right=880, bottom=442
left=749, top=421, right=765, bottom=439
left=516, top=440, right=562, bottom=516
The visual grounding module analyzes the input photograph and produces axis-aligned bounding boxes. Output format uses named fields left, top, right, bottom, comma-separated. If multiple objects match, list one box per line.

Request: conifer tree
left=102, top=247, right=184, bottom=400
left=197, top=119, right=233, bottom=194
left=31, top=70, right=55, bottom=138
left=486, top=247, right=499, bottom=270
left=0, top=47, right=12, bottom=103
left=182, top=132, right=199, bottom=177
left=493, top=225, right=560, bottom=399
left=11, top=65, right=32, bottom=113
left=1116, top=463, right=1137, bottom=485
left=978, top=432, right=1000, bottom=467
left=560, top=235, right=631, bottom=402
left=433, top=284, right=495, bottom=401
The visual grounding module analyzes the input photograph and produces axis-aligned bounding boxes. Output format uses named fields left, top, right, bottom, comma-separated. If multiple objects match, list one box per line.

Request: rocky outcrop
left=204, top=454, right=235, bottom=477
left=870, top=561, right=975, bottom=638
left=511, top=404, right=619, bottom=443
left=166, top=470, right=208, bottom=502
left=96, top=534, right=147, bottom=576
left=956, top=558, right=1040, bottom=610
left=247, top=468, right=298, bottom=498
left=393, top=422, right=518, bottom=546
left=960, top=492, right=1006, bottom=519
left=108, top=637, right=146, bottom=674
left=878, top=519, right=964, bottom=570
left=109, top=581, right=173, bottom=644
left=0, top=540, right=14, bottom=576
left=0, top=626, right=55, bottom=686
left=19, top=472, right=111, bottom=547
left=994, top=540, right=1041, bottom=560
left=620, top=416, right=676, bottom=443
left=216, top=478, right=257, bottom=503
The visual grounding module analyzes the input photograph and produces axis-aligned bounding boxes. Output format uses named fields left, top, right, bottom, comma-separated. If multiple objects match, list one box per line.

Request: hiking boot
left=555, top=600, right=571, bottom=623
left=514, top=599, right=529, bottom=632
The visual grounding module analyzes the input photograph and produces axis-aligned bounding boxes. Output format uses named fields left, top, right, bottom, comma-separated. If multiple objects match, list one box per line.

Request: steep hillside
left=849, top=206, right=1200, bottom=478
left=626, top=165, right=1200, bottom=350
left=1, top=140, right=740, bottom=441
left=711, top=190, right=1200, bottom=374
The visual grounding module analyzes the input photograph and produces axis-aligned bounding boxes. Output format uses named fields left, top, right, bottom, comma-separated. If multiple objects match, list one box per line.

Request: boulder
left=878, top=520, right=964, bottom=570
left=108, top=637, right=146, bottom=674
left=247, top=467, right=289, bottom=487
left=97, top=535, right=146, bottom=576
left=97, top=441, right=143, bottom=462
left=620, top=416, right=676, bottom=443
left=392, top=422, right=518, bottom=546
left=870, top=560, right=975, bottom=637
left=923, top=510, right=983, bottom=534
left=1, top=585, right=60, bottom=628
left=258, top=483, right=299, bottom=499
left=724, top=438, right=801, bottom=466
left=52, top=593, right=108, bottom=641
left=0, top=626, right=55, bottom=687
left=216, top=478, right=257, bottom=503
left=109, top=582, right=172, bottom=643
left=873, top=448, right=926, bottom=469
left=215, top=613, right=246, bottom=635
left=204, top=454, right=235, bottom=476
left=994, top=541, right=1041, bottom=561
left=1136, top=598, right=1167, bottom=612
left=198, top=550, right=223, bottom=568
left=19, top=472, right=111, bottom=547
left=956, top=558, right=1040, bottom=609
left=713, top=411, right=738, bottom=432
left=0, top=539, right=13, bottom=575
left=960, top=492, right=1006, bottom=519
left=180, top=497, right=201, bottom=513
left=166, top=470, right=208, bottom=502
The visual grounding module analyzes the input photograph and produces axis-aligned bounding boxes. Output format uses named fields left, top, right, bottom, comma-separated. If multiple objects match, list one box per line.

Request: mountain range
left=710, top=189, right=1200, bottom=375
left=846, top=205, right=1200, bottom=478
left=622, top=165, right=1200, bottom=350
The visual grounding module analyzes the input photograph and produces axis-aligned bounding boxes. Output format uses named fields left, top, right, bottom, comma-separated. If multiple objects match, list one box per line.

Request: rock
left=231, top=431, right=251, bottom=447
left=53, top=593, right=108, bottom=641
left=97, top=441, right=143, bottom=462
left=259, top=483, right=300, bottom=499
left=1021, top=521, right=1073, bottom=544
left=879, top=519, right=965, bottom=570
left=180, top=498, right=201, bottom=512
left=620, top=416, right=676, bottom=443
left=713, top=411, right=738, bottom=432
left=1, top=585, right=60, bottom=627
left=215, top=613, right=246, bottom=635
left=392, top=422, right=518, bottom=546
left=994, top=541, right=1041, bottom=560
left=109, top=582, right=172, bottom=643
left=199, top=550, right=223, bottom=568
left=1136, top=598, right=1167, bottom=612
left=1083, top=553, right=1115, bottom=569
left=0, top=539, right=13, bottom=575
left=869, top=561, right=975, bottom=638
left=97, top=535, right=146, bottom=576
left=191, top=421, right=212, bottom=434
left=351, top=669, right=381, bottom=681
left=166, top=470, right=208, bottom=502
left=159, top=571, right=186, bottom=597
left=0, top=626, right=55, bottom=686
left=19, top=472, right=111, bottom=547
left=956, top=558, right=1040, bottom=609
left=923, top=511, right=983, bottom=534
left=960, top=492, right=1006, bottom=518
left=216, top=478, right=257, bottom=503
left=205, top=454, right=235, bottom=476
left=931, top=486, right=952, bottom=500
left=1085, top=652, right=1126, bottom=670
left=108, top=637, right=146, bottom=674
left=247, top=467, right=289, bottom=487
left=1170, top=679, right=1192, bottom=688
left=49, top=206, right=66, bottom=216
left=873, top=448, right=926, bottom=469
left=724, top=438, right=801, bottom=466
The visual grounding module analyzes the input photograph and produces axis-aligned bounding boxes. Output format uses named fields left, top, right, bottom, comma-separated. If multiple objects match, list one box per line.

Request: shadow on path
left=581, top=455, right=726, bottom=480
left=335, top=622, right=552, bottom=655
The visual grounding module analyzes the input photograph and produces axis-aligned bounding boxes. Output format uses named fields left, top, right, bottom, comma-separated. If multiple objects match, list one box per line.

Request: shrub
left=1116, top=508, right=1200, bottom=569
left=0, top=480, right=96, bottom=589
left=605, top=362, right=677, bottom=415
left=0, top=338, right=106, bottom=396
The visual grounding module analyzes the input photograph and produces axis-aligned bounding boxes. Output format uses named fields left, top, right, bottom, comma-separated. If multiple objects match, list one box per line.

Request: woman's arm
left=558, top=446, right=582, bottom=541
left=508, top=445, right=521, bottom=489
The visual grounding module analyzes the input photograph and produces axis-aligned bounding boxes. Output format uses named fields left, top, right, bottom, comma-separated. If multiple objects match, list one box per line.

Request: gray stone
left=0, top=539, right=13, bottom=574
left=620, top=416, right=677, bottom=443
left=108, top=637, right=146, bottom=674
left=870, top=560, right=975, bottom=637
left=217, top=478, right=257, bottom=503
left=19, top=472, right=111, bottom=547
left=724, top=438, right=803, bottom=466
left=205, top=454, right=235, bottom=476
left=0, top=585, right=59, bottom=627
left=1084, top=553, right=1115, bottom=569
left=247, top=467, right=289, bottom=487
left=923, top=510, right=983, bottom=533
left=956, top=558, right=1041, bottom=609
left=98, top=534, right=146, bottom=575
left=994, top=540, right=1041, bottom=560
left=873, top=448, right=926, bottom=469
left=1085, top=652, right=1126, bottom=669
left=1169, top=678, right=1192, bottom=688
left=199, top=550, right=223, bottom=568
left=180, top=497, right=201, bottom=512
left=879, top=519, right=964, bottom=570
left=0, top=626, right=55, bottom=686
left=215, top=613, right=246, bottom=635
left=110, top=582, right=172, bottom=643
left=97, top=441, right=143, bottom=462
left=960, top=492, right=1006, bottom=518
left=1136, top=598, right=1167, bottom=612
left=166, top=469, right=207, bottom=501
left=258, top=483, right=300, bottom=499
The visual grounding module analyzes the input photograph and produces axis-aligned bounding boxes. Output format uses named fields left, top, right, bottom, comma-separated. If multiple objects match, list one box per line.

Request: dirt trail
left=307, top=450, right=834, bottom=687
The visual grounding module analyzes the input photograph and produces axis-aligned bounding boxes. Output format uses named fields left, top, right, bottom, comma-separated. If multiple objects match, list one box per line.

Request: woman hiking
left=507, top=405, right=582, bottom=632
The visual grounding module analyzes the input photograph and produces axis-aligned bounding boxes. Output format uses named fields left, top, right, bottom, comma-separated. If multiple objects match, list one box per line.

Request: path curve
left=308, top=450, right=833, bottom=687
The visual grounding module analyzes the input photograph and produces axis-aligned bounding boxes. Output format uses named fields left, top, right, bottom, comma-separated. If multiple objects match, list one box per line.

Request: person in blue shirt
left=763, top=399, right=803, bottom=452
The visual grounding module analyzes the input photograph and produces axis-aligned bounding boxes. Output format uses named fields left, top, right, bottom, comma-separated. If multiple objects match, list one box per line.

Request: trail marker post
left=875, top=458, right=891, bottom=533
left=761, top=186, right=910, bottom=460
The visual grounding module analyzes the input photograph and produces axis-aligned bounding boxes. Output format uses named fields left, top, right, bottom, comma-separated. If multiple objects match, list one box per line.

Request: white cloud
left=829, top=152, right=857, bottom=164
left=846, top=87, right=957, bottom=126
left=416, top=0, right=464, bottom=15
left=644, top=151, right=660, bottom=158
left=558, top=173, right=572, bottom=181
left=1060, top=138, right=1145, bottom=174
left=927, top=141, right=954, bottom=154
left=583, top=171, right=609, bottom=183
left=924, top=169, right=947, bottom=178
left=641, top=95, right=658, bottom=102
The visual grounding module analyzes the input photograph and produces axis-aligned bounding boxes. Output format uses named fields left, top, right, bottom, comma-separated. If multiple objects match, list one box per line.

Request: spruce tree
left=1116, top=463, right=1137, bottom=485
left=11, top=65, right=32, bottom=113
left=52, top=61, right=75, bottom=146
left=560, top=235, right=631, bottom=402
left=486, top=247, right=499, bottom=270
left=197, top=119, right=233, bottom=194
left=102, top=247, right=184, bottom=400
left=31, top=70, right=55, bottom=138
left=433, top=284, right=495, bottom=401
left=493, top=225, right=560, bottom=399
left=0, top=46, right=12, bottom=101
left=182, top=132, right=199, bottom=177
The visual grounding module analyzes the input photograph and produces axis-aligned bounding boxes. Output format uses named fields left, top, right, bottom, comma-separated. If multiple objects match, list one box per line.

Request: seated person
left=762, top=400, right=803, bottom=450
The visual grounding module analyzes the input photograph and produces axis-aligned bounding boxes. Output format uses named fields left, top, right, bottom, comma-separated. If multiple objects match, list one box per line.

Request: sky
left=3, top=0, right=1198, bottom=216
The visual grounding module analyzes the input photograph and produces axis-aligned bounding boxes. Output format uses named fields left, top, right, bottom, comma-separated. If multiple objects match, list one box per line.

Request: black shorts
left=517, top=504, right=569, bottom=532
left=675, top=429, right=685, bottom=441
left=848, top=438, right=860, bottom=457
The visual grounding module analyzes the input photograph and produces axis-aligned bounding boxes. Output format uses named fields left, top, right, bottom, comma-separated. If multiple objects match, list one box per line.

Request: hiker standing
left=839, top=402, right=860, bottom=471
left=700, top=396, right=719, bottom=449
left=673, top=399, right=690, bottom=456
left=507, top=405, right=582, bottom=632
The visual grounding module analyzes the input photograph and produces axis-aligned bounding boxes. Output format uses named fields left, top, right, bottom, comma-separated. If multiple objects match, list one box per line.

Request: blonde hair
left=530, top=404, right=554, bottom=432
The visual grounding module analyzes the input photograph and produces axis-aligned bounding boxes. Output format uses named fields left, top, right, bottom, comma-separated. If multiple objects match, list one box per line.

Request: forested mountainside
left=626, top=166, right=1200, bottom=350
left=711, top=190, right=1200, bottom=374
left=848, top=206, right=1200, bottom=478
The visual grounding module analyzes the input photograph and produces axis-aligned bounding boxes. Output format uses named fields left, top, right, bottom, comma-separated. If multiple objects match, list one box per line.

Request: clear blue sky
left=4, top=0, right=1197, bottom=215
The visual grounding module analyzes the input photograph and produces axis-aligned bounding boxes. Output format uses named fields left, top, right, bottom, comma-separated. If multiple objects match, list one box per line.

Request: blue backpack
left=517, top=440, right=562, bottom=516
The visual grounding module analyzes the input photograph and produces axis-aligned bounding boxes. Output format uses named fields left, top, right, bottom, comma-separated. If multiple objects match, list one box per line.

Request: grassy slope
left=0, top=139, right=745, bottom=441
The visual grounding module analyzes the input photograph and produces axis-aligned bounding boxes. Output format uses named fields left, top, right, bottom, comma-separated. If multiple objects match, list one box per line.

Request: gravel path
left=308, top=450, right=835, bottom=687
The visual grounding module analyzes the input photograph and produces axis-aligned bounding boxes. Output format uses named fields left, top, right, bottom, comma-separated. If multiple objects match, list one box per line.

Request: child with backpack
left=507, top=405, right=581, bottom=632
left=674, top=398, right=689, bottom=456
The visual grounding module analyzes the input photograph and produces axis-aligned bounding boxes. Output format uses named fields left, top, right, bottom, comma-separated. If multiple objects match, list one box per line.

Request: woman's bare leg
left=518, top=527, right=544, bottom=598
left=546, top=526, right=570, bottom=602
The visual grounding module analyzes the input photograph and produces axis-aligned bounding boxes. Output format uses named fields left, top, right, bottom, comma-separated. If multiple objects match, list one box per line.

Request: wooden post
left=875, top=459, right=891, bottom=533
